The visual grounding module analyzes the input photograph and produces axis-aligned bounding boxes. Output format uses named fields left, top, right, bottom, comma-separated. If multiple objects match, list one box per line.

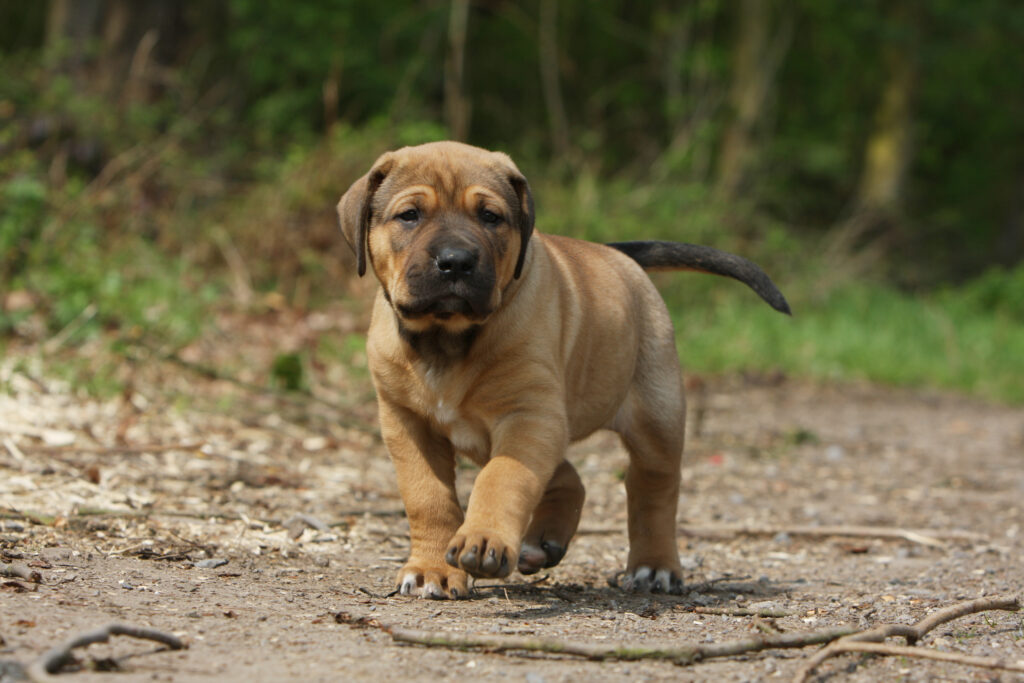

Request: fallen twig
left=474, top=574, right=551, bottom=592
left=25, top=623, right=186, bottom=682
left=24, top=442, right=204, bottom=456
left=335, top=609, right=858, bottom=664
left=334, top=595, right=1021, bottom=674
left=579, top=523, right=983, bottom=547
left=1, top=506, right=398, bottom=527
left=42, top=303, right=98, bottom=354
left=0, top=562, right=42, bottom=583
left=3, top=436, right=27, bottom=462
left=0, top=422, right=76, bottom=447
left=691, top=605, right=794, bottom=618
left=386, top=624, right=858, bottom=664
left=820, top=641, right=1024, bottom=674
left=681, top=523, right=983, bottom=548
left=793, top=594, right=1021, bottom=682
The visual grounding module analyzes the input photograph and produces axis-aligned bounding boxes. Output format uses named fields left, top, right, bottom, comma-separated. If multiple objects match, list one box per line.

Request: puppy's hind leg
left=517, top=460, right=585, bottom=574
left=614, top=350, right=686, bottom=594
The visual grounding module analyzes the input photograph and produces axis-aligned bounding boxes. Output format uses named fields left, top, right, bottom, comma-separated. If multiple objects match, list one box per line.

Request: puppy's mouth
left=396, top=291, right=492, bottom=322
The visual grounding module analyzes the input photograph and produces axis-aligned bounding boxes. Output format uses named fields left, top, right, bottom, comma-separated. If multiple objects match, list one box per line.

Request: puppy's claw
left=422, top=582, right=446, bottom=600
left=620, top=566, right=683, bottom=595
left=517, top=542, right=547, bottom=574
left=447, top=530, right=515, bottom=578
left=399, top=574, right=418, bottom=596
left=460, top=544, right=480, bottom=571
left=627, top=566, right=653, bottom=592
left=518, top=539, right=567, bottom=574
left=540, top=540, right=566, bottom=566
left=395, top=563, right=469, bottom=600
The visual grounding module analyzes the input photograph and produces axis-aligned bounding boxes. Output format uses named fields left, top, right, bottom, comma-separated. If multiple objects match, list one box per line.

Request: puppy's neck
left=397, top=321, right=481, bottom=367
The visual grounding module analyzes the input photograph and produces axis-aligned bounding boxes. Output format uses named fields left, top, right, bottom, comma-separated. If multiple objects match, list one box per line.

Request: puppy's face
left=338, top=142, right=534, bottom=333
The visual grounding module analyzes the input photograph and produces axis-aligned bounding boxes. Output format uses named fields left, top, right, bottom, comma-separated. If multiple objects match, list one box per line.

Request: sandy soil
left=1, top=332, right=1022, bottom=681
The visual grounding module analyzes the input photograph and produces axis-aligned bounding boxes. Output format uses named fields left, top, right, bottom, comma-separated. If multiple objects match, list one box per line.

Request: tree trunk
left=444, top=0, right=471, bottom=141
left=46, top=0, right=103, bottom=70
left=716, top=0, right=794, bottom=198
left=824, top=24, right=918, bottom=282
left=856, top=47, right=916, bottom=216
left=538, top=0, right=570, bottom=160
left=46, top=0, right=180, bottom=101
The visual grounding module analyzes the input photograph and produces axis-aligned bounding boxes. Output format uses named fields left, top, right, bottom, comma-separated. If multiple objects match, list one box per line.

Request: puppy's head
left=338, top=141, right=534, bottom=332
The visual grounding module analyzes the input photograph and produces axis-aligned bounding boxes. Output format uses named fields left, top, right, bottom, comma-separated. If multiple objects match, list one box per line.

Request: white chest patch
left=430, top=400, right=487, bottom=458
left=449, top=420, right=487, bottom=457
left=434, top=400, right=458, bottom=426
left=418, top=364, right=488, bottom=458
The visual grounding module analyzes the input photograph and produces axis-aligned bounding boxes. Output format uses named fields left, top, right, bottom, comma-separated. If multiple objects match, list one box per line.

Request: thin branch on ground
left=1, top=506, right=401, bottom=529
left=691, top=606, right=794, bottom=618
left=24, top=443, right=204, bottom=455
left=334, top=609, right=856, bottom=664
left=820, top=641, right=1024, bottom=674
left=793, top=594, right=1021, bottom=682
left=579, top=523, right=984, bottom=547
left=3, top=436, right=27, bottom=462
left=682, top=523, right=983, bottom=547
left=335, top=595, right=1020, bottom=674
left=474, top=574, right=551, bottom=592
left=24, top=623, right=186, bottom=682
left=386, top=624, right=858, bottom=665
left=691, top=575, right=754, bottom=592
left=1, top=562, right=42, bottom=583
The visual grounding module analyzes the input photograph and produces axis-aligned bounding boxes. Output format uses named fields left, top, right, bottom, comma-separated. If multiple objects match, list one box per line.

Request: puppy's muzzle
left=399, top=242, right=495, bottom=322
left=435, top=246, right=478, bottom=282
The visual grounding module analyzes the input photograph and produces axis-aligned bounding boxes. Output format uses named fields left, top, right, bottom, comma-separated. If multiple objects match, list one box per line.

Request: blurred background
left=1, top=0, right=1022, bottom=402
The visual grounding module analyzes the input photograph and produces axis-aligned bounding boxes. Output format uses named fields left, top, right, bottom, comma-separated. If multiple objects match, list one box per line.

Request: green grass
left=3, top=123, right=1022, bottom=405
left=664, top=280, right=1024, bottom=403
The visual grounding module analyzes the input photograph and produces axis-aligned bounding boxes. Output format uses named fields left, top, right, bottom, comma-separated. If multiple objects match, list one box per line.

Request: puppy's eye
left=396, top=209, right=419, bottom=223
left=480, top=209, right=502, bottom=225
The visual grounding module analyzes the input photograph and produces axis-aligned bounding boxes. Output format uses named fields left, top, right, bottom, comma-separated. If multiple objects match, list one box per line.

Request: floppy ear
left=507, top=172, right=535, bottom=279
left=336, top=153, right=394, bottom=277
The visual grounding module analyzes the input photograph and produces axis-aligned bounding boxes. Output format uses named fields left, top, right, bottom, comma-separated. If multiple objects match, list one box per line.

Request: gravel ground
left=1, top=339, right=1022, bottom=681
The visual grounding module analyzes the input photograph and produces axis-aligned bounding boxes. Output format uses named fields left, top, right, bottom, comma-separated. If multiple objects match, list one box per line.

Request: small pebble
left=825, top=445, right=845, bottom=462
left=194, top=558, right=229, bottom=569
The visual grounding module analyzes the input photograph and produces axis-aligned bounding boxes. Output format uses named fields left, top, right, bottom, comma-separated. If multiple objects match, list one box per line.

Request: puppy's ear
left=337, top=153, right=394, bottom=277
left=507, top=172, right=535, bottom=279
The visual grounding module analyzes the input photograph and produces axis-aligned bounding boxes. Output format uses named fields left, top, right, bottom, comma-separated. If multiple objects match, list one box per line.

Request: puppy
left=337, top=141, right=789, bottom=599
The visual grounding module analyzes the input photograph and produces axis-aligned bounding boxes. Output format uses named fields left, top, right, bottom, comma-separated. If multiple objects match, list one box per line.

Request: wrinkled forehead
left=377, top=147, right=517, bottom=207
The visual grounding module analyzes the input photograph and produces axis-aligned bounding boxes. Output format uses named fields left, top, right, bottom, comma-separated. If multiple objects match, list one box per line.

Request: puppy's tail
left=607, top=240, right=792, bottom=315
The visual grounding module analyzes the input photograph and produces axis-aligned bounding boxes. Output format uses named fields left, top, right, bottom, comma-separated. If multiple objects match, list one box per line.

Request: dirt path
left=2, top=354, right=1022, bottom=681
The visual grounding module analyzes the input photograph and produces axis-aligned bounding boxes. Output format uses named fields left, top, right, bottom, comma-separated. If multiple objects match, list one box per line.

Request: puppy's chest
left=416, top=367, right=490, bottom=461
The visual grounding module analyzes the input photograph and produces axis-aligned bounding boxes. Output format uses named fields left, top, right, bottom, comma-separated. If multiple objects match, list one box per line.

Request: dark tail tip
left=607, top=240, right=792, bottom=315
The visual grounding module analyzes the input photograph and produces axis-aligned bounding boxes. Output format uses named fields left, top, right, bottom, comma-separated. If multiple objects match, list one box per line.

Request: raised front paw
left=444, top=527, right=515, bottom=579
left=517, top=539, right=567, bottom=575
left=396, top=559, right=469, bottom=600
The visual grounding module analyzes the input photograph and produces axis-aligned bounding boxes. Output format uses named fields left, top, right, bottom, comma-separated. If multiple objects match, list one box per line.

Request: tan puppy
left=338, top=141, right=789, bottom=599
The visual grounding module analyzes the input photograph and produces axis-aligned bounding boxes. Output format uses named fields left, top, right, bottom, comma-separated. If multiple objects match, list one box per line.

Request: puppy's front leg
left=446, top=412, right=566, bottom=579
left=378, top=399, right=468, bottom=599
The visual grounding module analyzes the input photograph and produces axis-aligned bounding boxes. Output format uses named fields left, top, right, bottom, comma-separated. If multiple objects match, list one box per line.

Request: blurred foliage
left=0, top=0, right=1022, bottom=401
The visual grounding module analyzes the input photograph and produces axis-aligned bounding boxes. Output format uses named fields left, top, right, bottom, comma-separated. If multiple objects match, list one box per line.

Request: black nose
left=435, top=247, right=477, bottom=280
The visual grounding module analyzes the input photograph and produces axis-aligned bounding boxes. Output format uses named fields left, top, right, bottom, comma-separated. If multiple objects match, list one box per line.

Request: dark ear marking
left=354, top=167, right=390, bottom=277
left=337, top=154, right=394, bottom=277
left=508, top=173, right=535, bottom=279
